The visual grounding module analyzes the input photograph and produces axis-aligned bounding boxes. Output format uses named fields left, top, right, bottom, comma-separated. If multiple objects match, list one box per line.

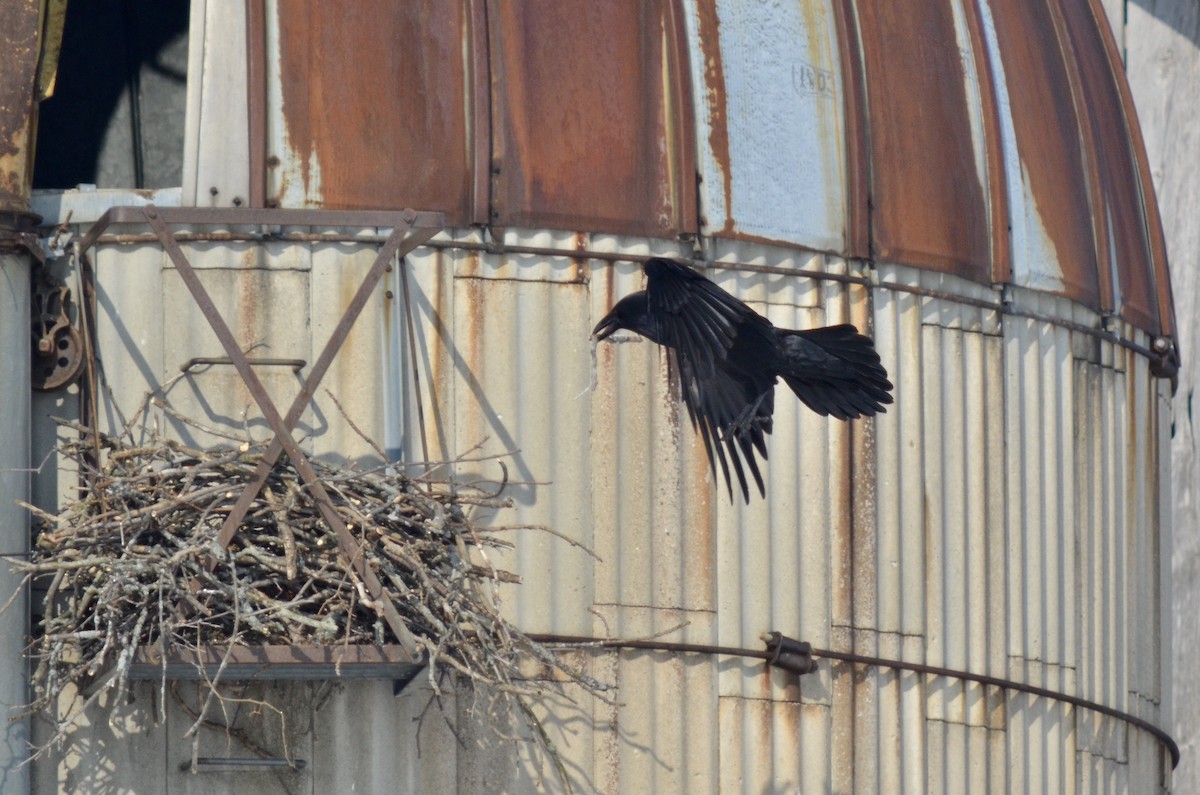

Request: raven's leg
left=720, top=390, right=772, bottom=440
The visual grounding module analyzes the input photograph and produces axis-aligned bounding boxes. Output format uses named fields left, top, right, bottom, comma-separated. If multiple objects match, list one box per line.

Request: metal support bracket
left=762, top=631, right=819, bottom=676
left=77, top=205, right=444, bottom=661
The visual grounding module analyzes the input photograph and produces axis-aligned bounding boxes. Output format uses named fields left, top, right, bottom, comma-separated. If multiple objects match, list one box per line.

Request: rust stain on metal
left=456, top=247, right=482, bottom=280
left=830, top=0, right=870, bottom=260
left=465, top=0, right=492, bottom=226
left=831, top=421, right=854, bottom=629
left=246, top=0, right=267, bottom=208
left=235, top=266, right=267, bottom=362
left=1050, top=0, right=1115, bottom=315
left=693, top=0, right=733, bottom=236
left=275, top=2, right=471, bottom=218
left=664, top=0, right=699, bottom=236
left=459, top=277, right=485, bottom=412
left=855, top=1, right=990, bottom=281
left=962, top=0, right=1012, bottom=284
left=687, top=424, right=715, bottom=603
left=989, top=0, right=1100, bottom=308
left=0, top=0, right=42, bottom=215
left=848, top=285, right=877, bottom=631
left=571, top=232, right=588, bottom=283
left=487, top=0, right=694, bottom=236
left=1066, top=0, right=1164, bottom=335
left=427, top=249, right=454, bottom=462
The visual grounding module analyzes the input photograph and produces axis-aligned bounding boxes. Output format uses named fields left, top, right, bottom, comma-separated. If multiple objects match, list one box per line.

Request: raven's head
left=592, top=292, right=659, bottom=343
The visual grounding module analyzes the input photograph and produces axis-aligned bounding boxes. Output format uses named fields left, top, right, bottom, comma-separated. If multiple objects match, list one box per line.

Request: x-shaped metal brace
left=79, top=205, right=444, bottom=660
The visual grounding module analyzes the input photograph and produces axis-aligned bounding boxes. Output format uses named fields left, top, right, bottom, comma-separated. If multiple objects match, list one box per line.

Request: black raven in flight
left=593, top=257, right=893, bottom=502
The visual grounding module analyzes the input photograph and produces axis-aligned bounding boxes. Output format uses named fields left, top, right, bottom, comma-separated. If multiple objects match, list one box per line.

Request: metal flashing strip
left=74, top=221, right=1178, bottom=376
left=126, top=643, right=424, bottom=683
left=418, top=237, right=1177, bottom=375
left=530, top=632, right=1181, bottom=770
left=75, top=206, right=445, bottom=254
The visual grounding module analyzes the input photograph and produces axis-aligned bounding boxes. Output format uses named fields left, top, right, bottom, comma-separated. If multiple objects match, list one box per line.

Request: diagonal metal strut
left=208, top=217, right=437, bottom=550
left=139, top=205, right=440, bottom=660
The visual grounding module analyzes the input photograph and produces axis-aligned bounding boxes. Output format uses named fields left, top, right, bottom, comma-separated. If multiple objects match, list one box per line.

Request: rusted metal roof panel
left=984, top=0, right=1101, bottom=308
left=487, top=0, right=695, bottom=237
left=855, top=0, right=992, bottom=281
left=1110, top=0, right=1176, bottom=344
left=683, top=0, right=848, bottom=252
left=1060, top=0, right=1159, bottom=333
left=250, top=1, right=1176, bottom=342
left=270, top=1, right=473, bottom=220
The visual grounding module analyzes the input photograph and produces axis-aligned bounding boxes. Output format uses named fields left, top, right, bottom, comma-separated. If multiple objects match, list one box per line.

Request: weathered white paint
left=31, top=186, right=181, bottom=226
left=181, top=0, right=250, bottom=207
left=681, top=0, right=847, bottom=251
left=976, top=0, right=1069, bottom=295
left=1123, top=1, right=1200, bottom=792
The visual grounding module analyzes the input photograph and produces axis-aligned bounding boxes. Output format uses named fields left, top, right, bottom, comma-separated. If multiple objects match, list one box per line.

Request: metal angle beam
left=76, top=205, right=444, bottom=255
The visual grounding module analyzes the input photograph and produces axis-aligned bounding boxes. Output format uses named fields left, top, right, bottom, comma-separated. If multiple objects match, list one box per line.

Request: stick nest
left=7, top=416, right=605, bottom=765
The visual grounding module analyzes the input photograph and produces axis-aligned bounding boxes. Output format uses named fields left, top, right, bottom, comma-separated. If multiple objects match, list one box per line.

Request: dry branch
left=4, top=414, right=606, bottom=768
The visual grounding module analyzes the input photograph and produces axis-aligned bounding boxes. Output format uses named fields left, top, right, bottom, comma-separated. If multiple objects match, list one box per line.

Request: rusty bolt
left=209, top=186, right=219, bottom=196
left=266, top=155, right=281, bottom=168
left=385, top=290, right=394, bottom=300
left=385, top=263, right=393, bottom=272
left=232, top=197, right=243, bottom=207
left=402, top=209, right=416, bottom=223
left=1153, top=337, right=1171, bottom=353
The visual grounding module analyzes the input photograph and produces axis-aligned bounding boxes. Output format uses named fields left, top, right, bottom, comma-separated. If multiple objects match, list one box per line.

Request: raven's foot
left=719, top=393, right=771, bottom=441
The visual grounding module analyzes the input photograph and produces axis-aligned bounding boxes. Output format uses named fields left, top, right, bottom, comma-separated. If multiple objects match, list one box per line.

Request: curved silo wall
left=22, top=0, right=1176, bottom=790
left=381, top=238, right=1174, bottom=792
left=23, top=210, right=1173, bottom=794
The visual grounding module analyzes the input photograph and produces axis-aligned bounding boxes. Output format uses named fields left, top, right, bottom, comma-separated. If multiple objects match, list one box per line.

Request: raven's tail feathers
left=780, top=324, right=893, bottom=420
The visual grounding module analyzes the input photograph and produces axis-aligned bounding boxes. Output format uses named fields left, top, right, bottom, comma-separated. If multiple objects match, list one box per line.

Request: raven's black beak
left=592, top=312, right=620, bottom=341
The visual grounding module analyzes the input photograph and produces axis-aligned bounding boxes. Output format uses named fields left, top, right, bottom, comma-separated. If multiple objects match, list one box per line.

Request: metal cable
left=528, top=632, right=1180, bottom=769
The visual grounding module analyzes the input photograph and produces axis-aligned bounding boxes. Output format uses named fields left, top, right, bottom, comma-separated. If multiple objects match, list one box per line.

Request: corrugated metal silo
left=0, top=2, right=50, bottom=790
left=17, top=0, right=1179, bottom=792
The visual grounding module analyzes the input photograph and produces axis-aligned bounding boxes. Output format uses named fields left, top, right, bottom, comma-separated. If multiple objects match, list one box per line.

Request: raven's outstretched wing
left=646, top=258, right=773, bottom=501
left=644, top=259, right=749, bottom=376
left=673, top=350, right=771, bottom=501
